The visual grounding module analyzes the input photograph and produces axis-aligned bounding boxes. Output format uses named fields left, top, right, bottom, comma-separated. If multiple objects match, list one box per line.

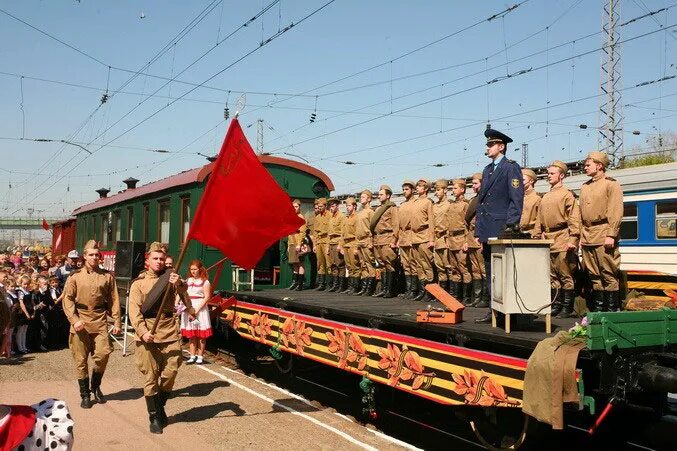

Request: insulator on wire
left=309, top=112, right=316, bottom=123
left=224, top=107, right=230, bottom=119
left=100, top=93, right=109, bottom=105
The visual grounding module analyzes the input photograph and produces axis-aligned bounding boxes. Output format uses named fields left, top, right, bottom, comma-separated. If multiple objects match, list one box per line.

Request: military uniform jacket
left=520, top=189, right=541, bottom=236
left=465, top=196, right=481, bottom=249
left=62, top=266, right=121, bottom=334
left=538, top=185, right=581, bottom=253
left=579, top=174, right=623, bottom=246
left=328, top=211, right=346, bottom=245
left=355, top=206, right=374, bottom=246
left=288, top=214, right=307, bottom=246
left=398, top=199, right=415, bottom=247
left=410, top=196, right=434, bottom=245
left=373, top=204, right=399, bottom=246
left=129, top=270, right=181, bottom=343
left=305, top=213, right=316, bottom=241
left=340, top=213, right=358, bottom=248
left=313, top=212, right=330, bottom=245
left=448, top=197, right=469, bottom=250
left=476, top=157, right=524, bottom=242
left=432, top=198, right=451, bottom=250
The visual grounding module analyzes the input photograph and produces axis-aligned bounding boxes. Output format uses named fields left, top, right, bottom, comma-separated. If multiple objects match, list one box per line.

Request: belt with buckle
left=450, top=229, right=465, bottom=236
left=584, top=218, right=608, bottom=227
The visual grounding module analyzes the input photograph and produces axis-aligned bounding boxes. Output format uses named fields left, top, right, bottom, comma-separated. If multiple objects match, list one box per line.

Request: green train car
left=72, top=155, right=333, bottom=289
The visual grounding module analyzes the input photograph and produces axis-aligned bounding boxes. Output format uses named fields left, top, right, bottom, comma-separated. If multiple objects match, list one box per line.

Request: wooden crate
left=416, top=283, right=464, bottom=324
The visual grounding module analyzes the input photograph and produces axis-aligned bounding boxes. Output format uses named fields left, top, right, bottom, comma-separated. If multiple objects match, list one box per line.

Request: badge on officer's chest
left=511, top=178, right=519, bottom=188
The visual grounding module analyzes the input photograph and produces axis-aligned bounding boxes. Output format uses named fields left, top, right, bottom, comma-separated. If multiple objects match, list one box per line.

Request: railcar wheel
left=469, top=408, right=529, bottom=450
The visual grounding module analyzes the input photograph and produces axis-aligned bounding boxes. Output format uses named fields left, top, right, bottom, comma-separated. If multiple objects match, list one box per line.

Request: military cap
left=521, top=168, right=537, bottom=182
left=452, top=178, right=467, bottom=189
left=549, top=160, right=568, bottom=174
left=316, top=197, right=327, bottom=206
left=379, top=184, right=392, bottom=194
left=485, top=128, right=513, bottom=145
left=67, top=250, right=79, bottom=259
left=82, top=240, right=99, bottom=252
left=416, top=178, right=430, bottom=188
left=586, top=151, right=610, bottom=168
left=327, top=197, right=340, bottom=205
left=147, top=242, right=166, bottom=254
left=472, top=172, right=483, bottom=181
left=434, top=179, right=448, bottom=189
left=361, top=189, right=373, bottom=199
left=345, top=196, right=357, bottom=206
left=402, top=179, right=415, bottom=188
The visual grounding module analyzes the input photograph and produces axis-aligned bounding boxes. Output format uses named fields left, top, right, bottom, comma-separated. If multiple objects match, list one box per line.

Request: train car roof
left=72, top=155, right=334, bottom=215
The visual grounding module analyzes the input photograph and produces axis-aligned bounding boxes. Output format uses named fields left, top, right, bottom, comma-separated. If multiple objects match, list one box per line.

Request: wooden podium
left=488, top=238, right=554, bottom=334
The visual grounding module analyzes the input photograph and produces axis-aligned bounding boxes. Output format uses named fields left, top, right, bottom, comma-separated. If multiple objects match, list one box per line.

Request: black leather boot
left=288, top=274, right=299, bottom=290
left=157, top=391, right=170, bottom=427
left=407, top=276, right=420, bottom=300
left=354, top=278, right=368, bottom=296
left=556, top=290, right=576, bottom=318
left=326, top=275, right=337, bottom=292
left=373, top=272, right=388, bottom=297
left=606, top=291, right=621, bottom=312
left=550, top=288, right=563, bottom=317
left=90, top=371, right=106, bottom=404
left=145, top=395, right=164, bottom=434
left=339, top=276, right=348, bottom=292
left=475, top=310, right=493, bottom=323
left=399, top=275, right=411, bottom=298
left=468, top=279, right=483, bottom=307
left=448, top=281, right=459, bottom=299
left=474, top=280, right=490, bottom=309
left=592, top=290, right=606, bottom=312
left=461, top=282, right=472, bottom=306
left=364, top=277, right=377, bottom=296
left=384, top=272, right=397, bottom=298
left=331, top=275, right=341, bottom=292
left=78, top=377, right=92, bottom=409
left=316, top=274, right=327, bottom=291
left=413, top=279, right=426, bottom=302
left=420, top=280, right=434, bottom=303
left=343, top=277, right=357, bottom=294
left=295, top=274, right=305, bottom=291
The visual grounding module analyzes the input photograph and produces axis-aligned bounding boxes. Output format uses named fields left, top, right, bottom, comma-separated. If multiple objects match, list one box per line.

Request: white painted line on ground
left=194, top=363, right=378, bottom=451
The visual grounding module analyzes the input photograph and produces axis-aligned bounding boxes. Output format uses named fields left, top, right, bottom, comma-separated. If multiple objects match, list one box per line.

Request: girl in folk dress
left=180, top=260, right=212, bottom=365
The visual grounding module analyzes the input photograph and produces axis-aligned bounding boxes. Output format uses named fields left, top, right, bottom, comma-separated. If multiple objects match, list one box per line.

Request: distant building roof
left=72, top=155, right=334, bottom=215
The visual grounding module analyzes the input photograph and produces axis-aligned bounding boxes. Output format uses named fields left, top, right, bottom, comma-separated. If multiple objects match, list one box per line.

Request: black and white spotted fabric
left=15, top=399, right=74, bottom=451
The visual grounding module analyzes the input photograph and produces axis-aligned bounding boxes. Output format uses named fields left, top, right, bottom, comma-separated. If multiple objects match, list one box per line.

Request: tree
left=619, top=132, right=676, bottom=168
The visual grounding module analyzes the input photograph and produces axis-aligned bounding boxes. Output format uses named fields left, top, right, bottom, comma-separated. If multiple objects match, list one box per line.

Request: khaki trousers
left=328, top=244, right=345, bottom=276
left=550, top=250, right=578, bottom=290
left=135, top=339, right=183, bottom=397
left=357, top=245, right=376, bottom=278
left=344, top=245, right=360, bottom=277
left=468, top=248, right=485, bottom=281
left=374, top=244, right=398, bottom=272
left=315, top=243, right=329, bottom=275
left=433, top=248, right=450, bottom=282
left=400, top=246, right=416, bottom=276
left=413, top=243, right=434, bottom=281
left=69, top=330, right=112, bottom=379
left=449, top=249, right=471, bottom=283
left=582, top=245, right=620, bottom=291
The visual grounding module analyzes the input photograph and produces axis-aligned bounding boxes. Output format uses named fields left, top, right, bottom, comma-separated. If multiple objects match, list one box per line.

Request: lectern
left=488, top=238, right=554, bottom=334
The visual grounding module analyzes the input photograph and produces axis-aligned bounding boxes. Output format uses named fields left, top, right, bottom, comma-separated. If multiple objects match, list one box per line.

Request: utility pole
left=599, top=0, right=623, bottom=165
left=521, top=143, right=528, bottom=168
left=256, top=119, right=264, bottom=153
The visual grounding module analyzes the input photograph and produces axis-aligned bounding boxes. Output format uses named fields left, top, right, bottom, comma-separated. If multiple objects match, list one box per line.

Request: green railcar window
left=158, top=201, right=170, bottom=243
left=180, top=197, right=190, bottom=243
left=127, top=207, right=134, bottom=240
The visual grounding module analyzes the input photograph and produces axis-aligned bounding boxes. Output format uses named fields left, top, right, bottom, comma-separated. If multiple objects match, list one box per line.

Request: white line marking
left=194, top=363, right=378, bottom=451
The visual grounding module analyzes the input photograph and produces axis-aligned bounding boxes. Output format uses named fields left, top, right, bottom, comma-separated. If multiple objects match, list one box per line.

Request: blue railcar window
left=656, top=201, right=677, bottom=239
left=620, top=203, right=638, bottom=240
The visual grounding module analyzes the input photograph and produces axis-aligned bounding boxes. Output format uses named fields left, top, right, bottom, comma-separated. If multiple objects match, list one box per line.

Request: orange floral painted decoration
left=248, top=312, right=272, bottom=343
left=377, top=343, right=435, bottom=390
left=280, top=317, right=314, bottom=355
left=326, top=329, right=368, bottom=371
left=452, top=369, right=520, bottom=407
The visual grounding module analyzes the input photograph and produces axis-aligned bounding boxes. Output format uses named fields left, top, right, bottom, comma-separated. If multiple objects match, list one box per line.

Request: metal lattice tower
left=598, top=0, right=623, bottom=163
left=256, top=119, right=264, bottom=153
left=521, top=143, right=528, bottom=168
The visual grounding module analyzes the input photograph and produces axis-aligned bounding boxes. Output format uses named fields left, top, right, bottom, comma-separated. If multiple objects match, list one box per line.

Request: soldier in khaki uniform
left=463, top=173, right=487, bottom=307
left=355, top=190, right=376, bottom=296
left=313, top=198, right=330, bottom=290
left=520, top=168, right=541, bottom=237
left=539, top=161, right=581, bottom=318
left=397, top=180, right=418, bottom=299
left=371, top=185, right=399, bottom=298
left=339, top=197, right=360, bottom=294
left=579, top=151, right=623, bottom=312
left=411, top=179, right=435, bottom=302
left=287, top=199, right=308, bottom=291
left=432, top=180, right=451, bottom=292
left=62, top=239, right=121, bottom=409
left=327, top=198, right=347, bottom=292
left=448, top=179, right=472, bottom=304
left=129, top=242, right=195, bottom=434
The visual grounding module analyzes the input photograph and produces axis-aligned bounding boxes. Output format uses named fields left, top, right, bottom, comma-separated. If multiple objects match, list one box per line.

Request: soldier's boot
left=448, top=281, right=460, bottom=299
left=288, top=274, right=299, bottom=290
left=330, top=275, right=341, bottom=292
left=354, top=278, right=368, bottom=296
left=420, top=280, right=435, bottom=303
left=90, top=371, right=106, bottom=404
left=373, top=271, right=388, bottom=297
left=78, top=377, right=92, bottom=409
left=365, top=277, right=377, bottom=296
left=295, top=274, right=305, bottom=291
left=556, top=290, right=576, bottom=319
left=473, top=280, right=490, bottom=309
left=592, top=290, right=606, bottom=312
left=384, top=273, right=398, bottom=298
left=157, top=391, right=170, bottom=427
left=145, top=395, right=164, bottom=434
left=341, top=277, right=355, bottom=294
left=461, top=282, right=472, bottom=306
left=406, top=276, right=420, bottom=300
left=315, top=274, right=326, bottom=291
left=469, top=279, right=483, bottom=307
left=399, top=275, right=411, bottom=298
left=550, top=288, right=563, bottom=317
left=339, top=276, right=348, bottom=292
left=607, top=291, right=621, bottom=312
left=413, top=279, right=427, bottom=302
left=326, top=275, right=337, bottom=292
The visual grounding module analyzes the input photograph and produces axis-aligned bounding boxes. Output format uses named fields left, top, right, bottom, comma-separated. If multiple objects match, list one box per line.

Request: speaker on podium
left=115, top=241, right=146, bottom=280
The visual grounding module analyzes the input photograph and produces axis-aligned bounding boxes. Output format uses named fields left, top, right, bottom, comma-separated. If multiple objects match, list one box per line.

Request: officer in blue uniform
left=474, top=128, right=524, bottom=323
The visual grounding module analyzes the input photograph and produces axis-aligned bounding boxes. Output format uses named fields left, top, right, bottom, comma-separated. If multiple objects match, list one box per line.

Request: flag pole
left=150, top=239, right=190, bottom=335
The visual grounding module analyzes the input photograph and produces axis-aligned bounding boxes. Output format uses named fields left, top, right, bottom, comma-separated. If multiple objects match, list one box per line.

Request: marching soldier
left=520, top=168, right=541, bottom=238
left=62, top=239, right=121, bottom=409
left=411, top=179, right=435, bottom=302
left=579, top=151, right=623, bottom=312
left=475, top=128, right=524, bottom=323
left=371, top=185, right=399, bottom=298
left=539, top=161, right=581, bottom=318
left=464, top=173, right=487, bottom=307
left=327, top=198, right=346, bottom=292
left=398, top=180, right=418, bottom=299
left=128, top=242, right=195, bottom=434
left=340, top=197, right=360, bottom=294
left=432, top=179, right=452, bottom=293
left=355, top=190, right=376, bottom=296
left=448, top=179, right=472, bottom=304
left=313, top=198, right=330, bottom=290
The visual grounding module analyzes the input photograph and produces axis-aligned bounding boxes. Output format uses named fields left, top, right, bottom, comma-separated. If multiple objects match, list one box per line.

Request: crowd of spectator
left=0, top=250, right=81, bottom=359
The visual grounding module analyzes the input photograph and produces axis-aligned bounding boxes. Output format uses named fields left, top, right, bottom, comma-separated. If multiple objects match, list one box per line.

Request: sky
left=0, top=0, right=675, bottom=220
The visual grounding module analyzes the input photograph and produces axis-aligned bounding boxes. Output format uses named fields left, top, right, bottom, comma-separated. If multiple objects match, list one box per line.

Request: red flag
left=41, top=218, right=49, bottom=231
left=187, top=119, right=304, bottom=270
